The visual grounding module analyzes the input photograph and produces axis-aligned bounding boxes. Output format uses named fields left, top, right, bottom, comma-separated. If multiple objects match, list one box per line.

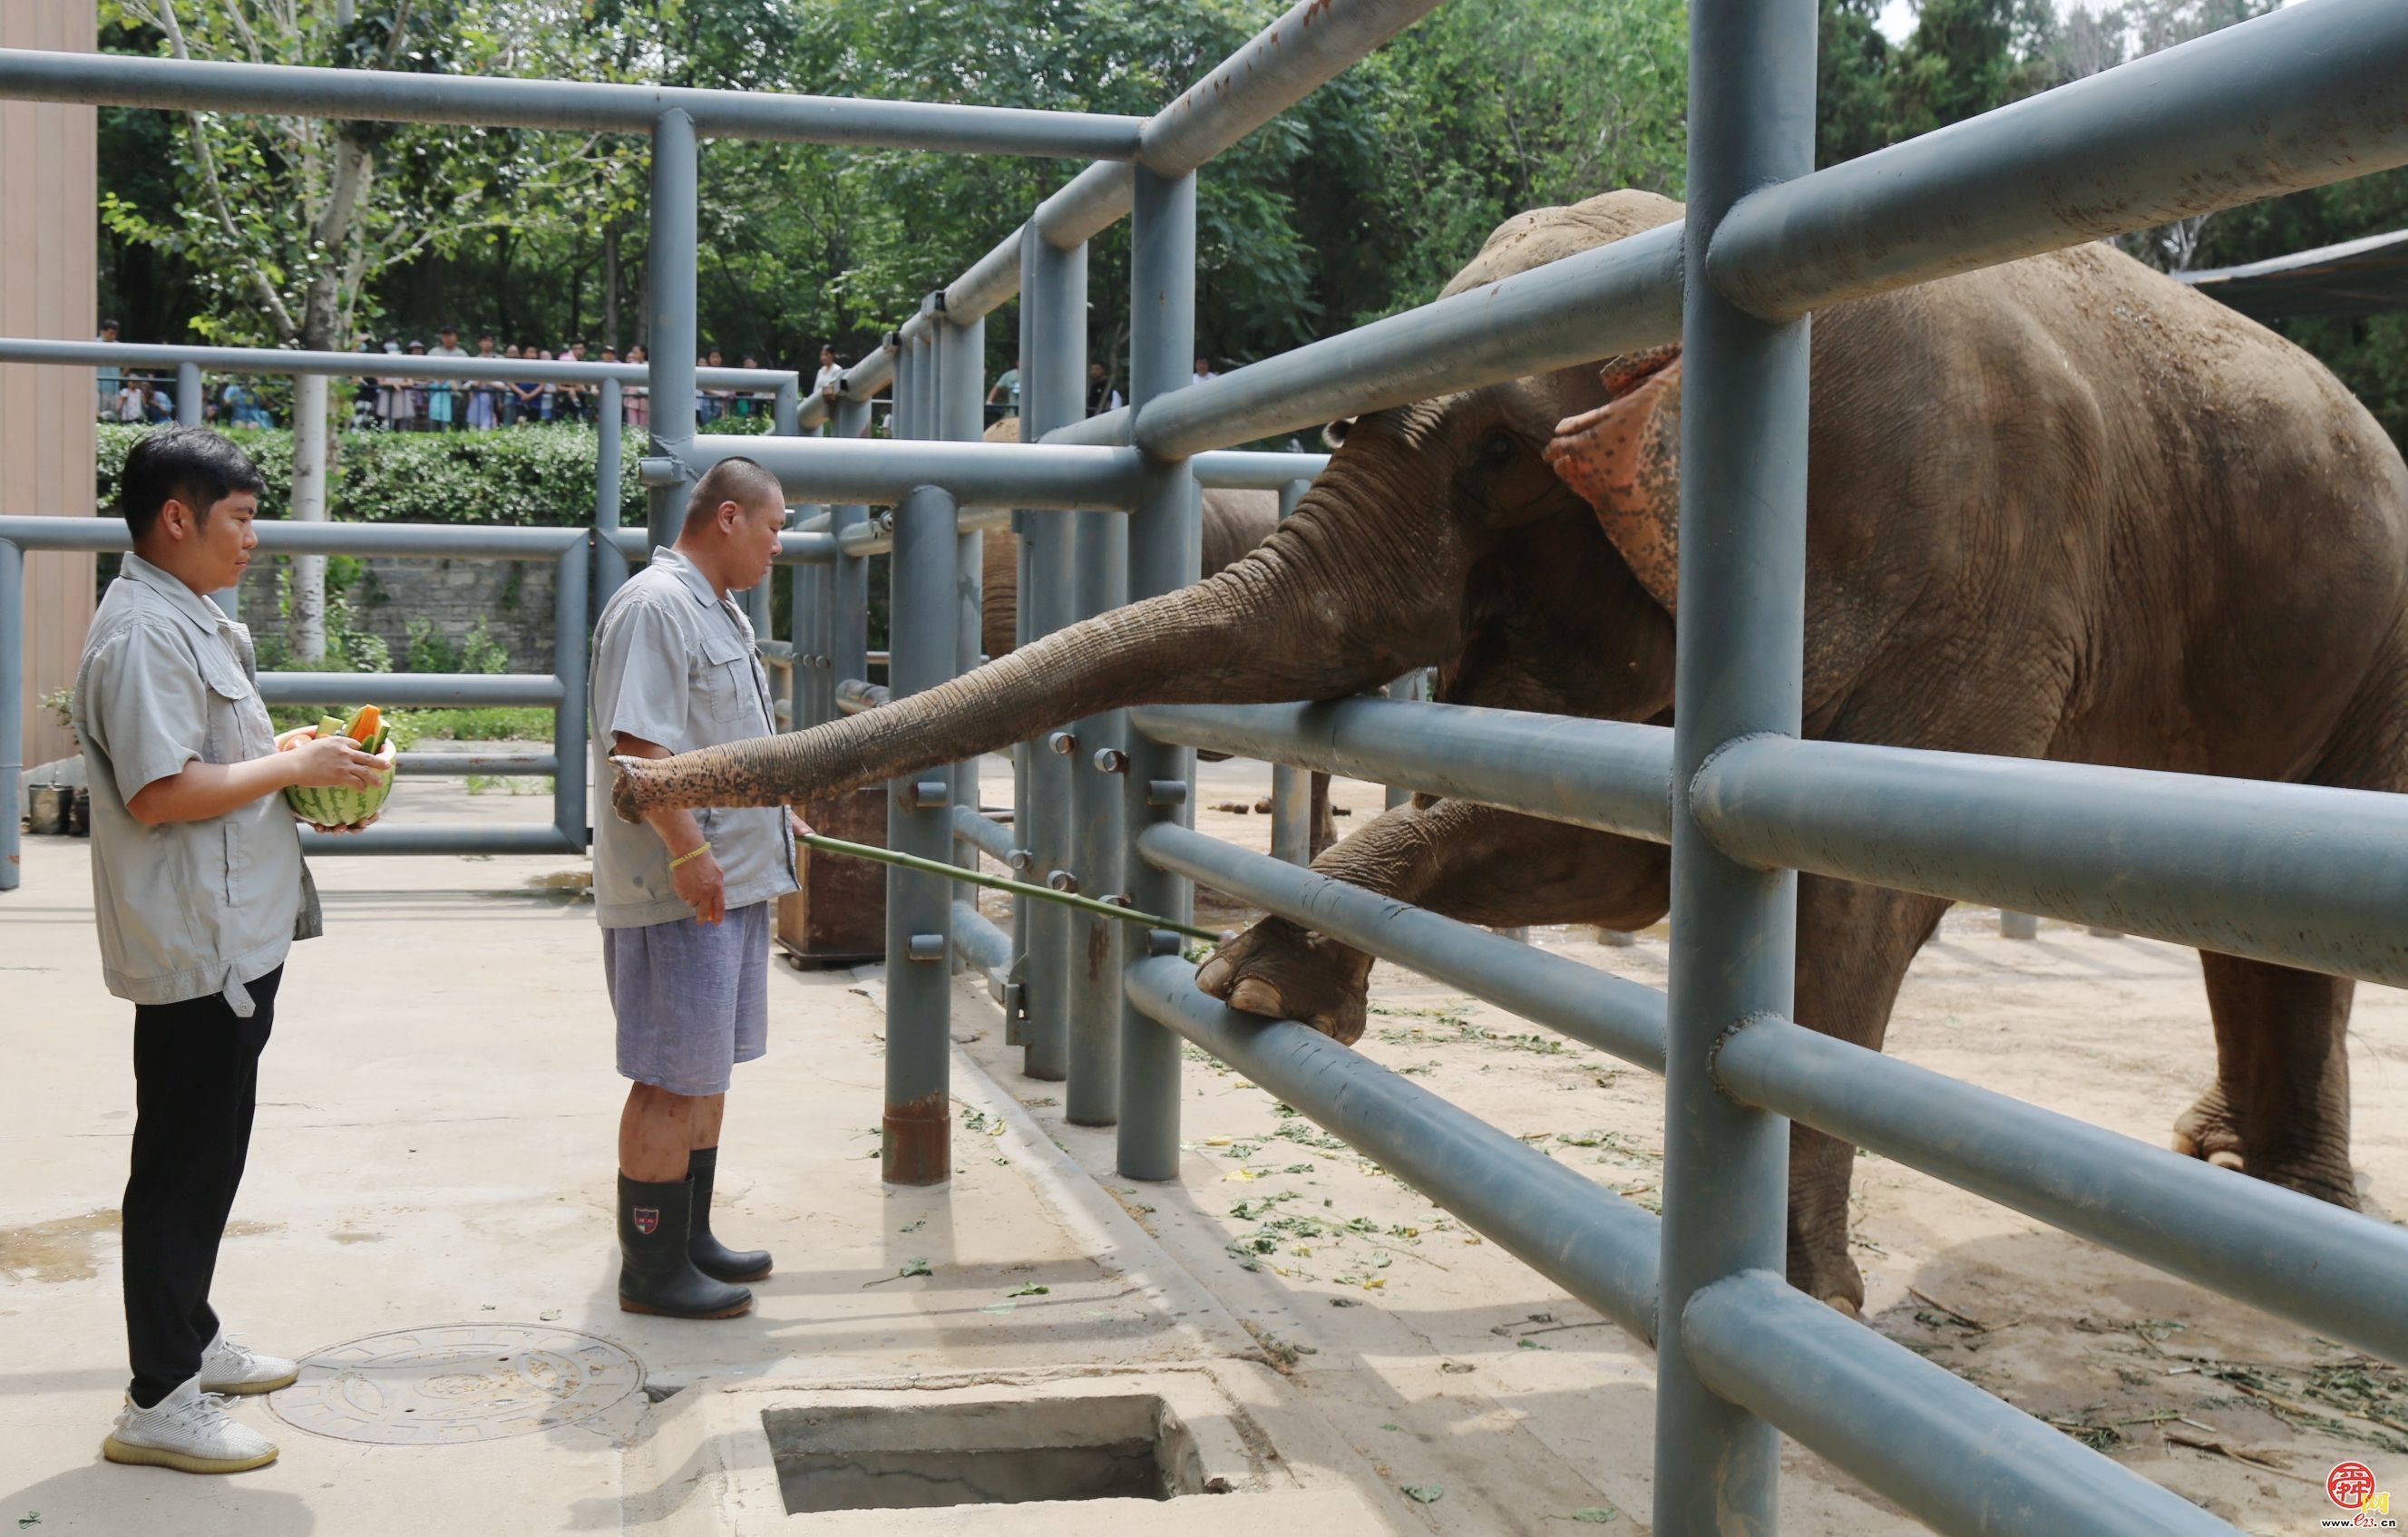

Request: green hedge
left=97, top=422, right=651, bottom=527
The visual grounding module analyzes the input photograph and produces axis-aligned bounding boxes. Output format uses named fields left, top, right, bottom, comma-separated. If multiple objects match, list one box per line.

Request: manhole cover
left=272, top=1323, right=645, bottom=1445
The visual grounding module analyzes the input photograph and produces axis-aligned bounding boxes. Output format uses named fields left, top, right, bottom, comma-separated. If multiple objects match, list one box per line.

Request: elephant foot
left=1785, top=1231, right=1866, bottom=1320
left=1195, top=918, right=1374, bottom=1046
left=2170, top=1085, right=2360, bottom=1208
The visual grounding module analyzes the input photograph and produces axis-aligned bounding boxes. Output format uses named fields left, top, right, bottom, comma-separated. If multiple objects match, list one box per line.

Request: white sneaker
left=102, top=1377, right=279, bottom=1474
left=198, top=1332, right=297, bottom=1395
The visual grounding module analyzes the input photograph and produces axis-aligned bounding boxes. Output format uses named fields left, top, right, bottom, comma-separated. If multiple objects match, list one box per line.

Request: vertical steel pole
left=647, top=111, right=699, bottom=550
left=830, top=395, right=872, bottom=698
left=174, top=362, right=201, bottom=426
left=552, top=541, right=590, bottom=851
left=1068, top=368, right=1129, bottom=1118
left=1270, top=478, right=1313, bottom=867
left=1652, top=0, right=1817, bottom=1527
left=1023, top=229, right=1086, bottom=1088
left=940, top=311, right=987, bottom=902
left=594, top=378, right=627, bottom=614
left=771, top=378, right=809, bottom=731
left=0, top=539, right=22, bottom=893
left=883, top=475, right=960, bottom=1184
left=1116, top=165, right=1199, bottom=1182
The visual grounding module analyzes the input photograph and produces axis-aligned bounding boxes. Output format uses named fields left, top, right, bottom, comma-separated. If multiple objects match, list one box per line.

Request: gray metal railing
left=11, top=1, right=2408, bottom=1530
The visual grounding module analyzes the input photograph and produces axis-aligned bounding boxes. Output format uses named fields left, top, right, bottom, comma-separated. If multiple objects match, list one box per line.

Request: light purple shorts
left=602, top=901, right=769, bottom=1096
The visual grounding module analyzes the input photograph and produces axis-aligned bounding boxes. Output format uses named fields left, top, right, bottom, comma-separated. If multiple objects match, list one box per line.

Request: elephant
left=974, top=415, right=1282, bottom=662
left=616, top=190, right=2408, bottom=1313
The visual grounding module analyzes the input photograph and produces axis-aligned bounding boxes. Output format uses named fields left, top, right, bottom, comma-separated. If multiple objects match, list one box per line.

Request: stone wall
left=258, top=551, right=559, bottom=673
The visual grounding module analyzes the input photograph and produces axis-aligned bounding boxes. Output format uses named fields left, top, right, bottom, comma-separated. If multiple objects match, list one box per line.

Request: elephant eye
left=1477, top=429, right=1520, bottom=466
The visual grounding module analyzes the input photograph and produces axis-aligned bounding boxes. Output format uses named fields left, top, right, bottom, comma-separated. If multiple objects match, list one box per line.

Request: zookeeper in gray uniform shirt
left=590, top=455, right=803, bottom=1321
left=77, top=427, right=387, bottom=1477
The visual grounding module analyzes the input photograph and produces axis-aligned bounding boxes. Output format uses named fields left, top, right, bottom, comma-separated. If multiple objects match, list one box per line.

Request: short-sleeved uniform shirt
left=589, top=546, right=795, bottom=929
left=74, top=553, right=320, bottom=1015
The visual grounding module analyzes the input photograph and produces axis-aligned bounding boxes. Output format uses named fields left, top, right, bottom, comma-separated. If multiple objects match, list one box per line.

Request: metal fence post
left=883, top=474, right=960, bottom=1184
left=940, top=308, right=988, bottom=917
left=1116, top=164, right=1198, bottom=1182
left=647, top=110, right=699, bottom=549
left=595, top=375, right=627, bottom=605
left=0, top=538, right=21, bottom=893
left=552, top=540, right=590, bottom=851
left=829, top=394, right=873, bottom=705
left=174, top=361, right=201, bottom=426
left=1022, top=228, right=1086, bottom=1088
left=1068, top=390, right=1130, bottom=1119
left=1269, top=477, right=1313, bottom=866
left=1651, top=0, right=1818, bottom=1526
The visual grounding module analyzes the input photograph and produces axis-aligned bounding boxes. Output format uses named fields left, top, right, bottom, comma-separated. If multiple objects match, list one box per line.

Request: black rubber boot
left=687, top=1146, right=774, bottom=1283
left=618, top=1173, right=752, bottom=1319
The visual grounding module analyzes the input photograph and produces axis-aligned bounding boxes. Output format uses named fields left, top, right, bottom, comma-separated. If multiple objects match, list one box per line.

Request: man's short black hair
left=684, top=456, right=785, bottom=524
left=101, top=318, right=121, bottom=332
left=120, top=426, right=264, bottom=541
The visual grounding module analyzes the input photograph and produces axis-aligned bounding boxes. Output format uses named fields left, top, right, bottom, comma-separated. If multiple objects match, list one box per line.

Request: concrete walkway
left=0, top=773, right=1381, bottom=1533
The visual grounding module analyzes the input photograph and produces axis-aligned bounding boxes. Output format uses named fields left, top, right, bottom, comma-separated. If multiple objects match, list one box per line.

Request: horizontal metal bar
left=296, top=823, right=580, bottom=856
left=1038, top=408, right=1131, bottom=448
left=0, top=48, right=1145, bottom=159
left=1708, top=0, right=2408, bottom=319
left=0, top=336, right=788, bottom=388
left=836, top=679, right=889, bottom=715
left=0, top=517, right=585, bottom=559
left=835, top=504, right=1016, bottom=559
left=951, top=900, right=1015, bottom=977
left=1138, top=0, right=1447, bottom=178
left=1135, top=224, right=1684, bottom=460
left=951, top=803, right=1017, bottom=866
left=1713, top=1014, right=2408, bottom=1367
left=1683, top=1269, right=2234, bottom=1537
left=680, top=434, right=1146, bottom=511
left=1689, top=735, right=2408, bottom=988
left=946, top=236, right=1025, bottom=325
left=395, top=752, right=558, bottom=778
left=1126, top=955, right=1660, bottom=1342
left=1033, top=160, right=1136, bottom=252
left=1138, top=822, right=1665, bottom=1073
left=1131, top=699, right=1672, bottom=841
left=257, top=673, right=562, bottom=708
left=1191, top=451, right=1327, bottom=490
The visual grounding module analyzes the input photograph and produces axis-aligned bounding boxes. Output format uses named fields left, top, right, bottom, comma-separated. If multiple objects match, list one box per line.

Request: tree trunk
left=290, top=372, right=331, bottom=663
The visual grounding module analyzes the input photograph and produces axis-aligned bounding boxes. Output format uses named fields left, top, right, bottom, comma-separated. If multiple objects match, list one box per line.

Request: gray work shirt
left=74, top=553, right=321, bottom=1014
left=590, top=547, right=795, bottom=929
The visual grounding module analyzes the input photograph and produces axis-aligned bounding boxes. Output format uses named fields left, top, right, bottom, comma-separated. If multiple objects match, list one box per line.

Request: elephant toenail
left=1820, top=1292, right=1863, bottom=1319
left=1195, top=957, right=1231, bottom=993
left=2169, top=1132, right=2198, bottom=1156
left=2208, top=1150, right=2246, bottom=1172
left=1228, top=978, right=1285, bottom=1018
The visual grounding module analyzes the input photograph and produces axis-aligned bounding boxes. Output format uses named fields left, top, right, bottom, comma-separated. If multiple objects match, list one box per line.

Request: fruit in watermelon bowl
left=279, top=704, right=397, bottom=830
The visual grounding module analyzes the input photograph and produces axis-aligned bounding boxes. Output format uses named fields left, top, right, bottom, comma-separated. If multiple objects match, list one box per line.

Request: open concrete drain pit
left=764, top=1392, right=1204, bottom=1513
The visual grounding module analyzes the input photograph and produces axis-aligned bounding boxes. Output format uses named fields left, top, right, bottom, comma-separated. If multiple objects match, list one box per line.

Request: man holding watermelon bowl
left=73, top=426, right=391, bottom=1474
left=591, top=456, right=801, bottom=1320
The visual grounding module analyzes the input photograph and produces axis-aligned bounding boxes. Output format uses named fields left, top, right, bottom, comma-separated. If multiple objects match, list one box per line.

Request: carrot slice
left=348, top=704, right=382, bottom=743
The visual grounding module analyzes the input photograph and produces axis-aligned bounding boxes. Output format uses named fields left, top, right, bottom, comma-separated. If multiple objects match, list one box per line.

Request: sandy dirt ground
left=963, top=757, right=2408, bottom=1536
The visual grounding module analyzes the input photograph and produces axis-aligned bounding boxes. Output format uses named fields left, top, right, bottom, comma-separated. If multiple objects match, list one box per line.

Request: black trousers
left=123, top=966, right=279, bottom=1406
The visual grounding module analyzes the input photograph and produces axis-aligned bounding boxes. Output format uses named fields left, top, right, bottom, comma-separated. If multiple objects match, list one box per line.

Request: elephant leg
left=1197, top=797, right=1668, bottom=1044
left=1781, top=876, right=1951, bottom=1316
left=2174, top=955, right=2358, bottom=1207
left=1307, top=772, right=1336, bottom=860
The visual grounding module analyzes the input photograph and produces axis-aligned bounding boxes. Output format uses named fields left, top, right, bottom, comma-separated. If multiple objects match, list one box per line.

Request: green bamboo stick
left=798, top=831, right=1222, bottom=944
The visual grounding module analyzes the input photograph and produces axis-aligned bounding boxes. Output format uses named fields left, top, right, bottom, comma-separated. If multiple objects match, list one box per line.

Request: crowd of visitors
left=92, top=318, right=804, bottom=433
left=92, top=320, right=1194, bottom=435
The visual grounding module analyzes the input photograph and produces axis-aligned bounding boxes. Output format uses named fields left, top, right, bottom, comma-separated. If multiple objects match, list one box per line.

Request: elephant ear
left=1542, top=353, right=1682, bottom=614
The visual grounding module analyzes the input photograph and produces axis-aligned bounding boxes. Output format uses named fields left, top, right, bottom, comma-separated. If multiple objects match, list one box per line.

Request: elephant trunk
left=611, top=466, right=1457, bottom=821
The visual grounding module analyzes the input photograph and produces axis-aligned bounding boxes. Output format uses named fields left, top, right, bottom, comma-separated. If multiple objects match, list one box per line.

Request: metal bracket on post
left=906, top=934, right=947, bottom=963
left=1092, top=748, right=1128, bottom=775
left=1046, top=871, right=1078, bottom=894
left=1048, top=731, right=1079, bottom=756
left=908, top=779, right=951, bottom=810
left=1146, top=780, right=1187, bottom=808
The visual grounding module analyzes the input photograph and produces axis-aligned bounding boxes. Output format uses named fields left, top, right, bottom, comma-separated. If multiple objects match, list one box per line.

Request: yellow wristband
left=668, top=841, right=713, bottom=870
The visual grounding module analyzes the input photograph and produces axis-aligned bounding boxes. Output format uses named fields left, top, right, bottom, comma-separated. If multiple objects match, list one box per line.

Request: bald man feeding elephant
left=609, top=190, right=2408, bottom=1317
left=591, top=456, right=803, bottom=1321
